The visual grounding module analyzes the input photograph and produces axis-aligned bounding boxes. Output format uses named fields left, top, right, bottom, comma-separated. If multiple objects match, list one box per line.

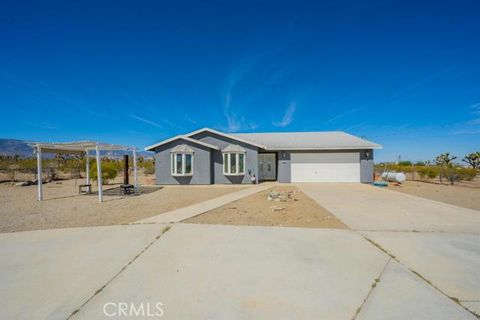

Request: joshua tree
left=435, top=152, right=457, bottom=166
left=435, top=153, right=457, bottom=184
left=463, top=152, right=480, bottom=169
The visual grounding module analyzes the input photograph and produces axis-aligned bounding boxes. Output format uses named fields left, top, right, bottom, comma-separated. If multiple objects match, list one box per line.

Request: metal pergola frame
left=28, top=141, right=138, bottom=203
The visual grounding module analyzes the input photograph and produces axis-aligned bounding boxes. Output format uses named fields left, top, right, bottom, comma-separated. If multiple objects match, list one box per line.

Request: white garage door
left=291, top=152, right=360, bottom=182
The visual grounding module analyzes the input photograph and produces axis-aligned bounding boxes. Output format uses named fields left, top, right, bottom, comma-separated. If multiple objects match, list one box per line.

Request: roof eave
left=144, top=135, right=220, bottom=151
left=185, top=127, right=267, bottom=149
left=265, top=145, right=382, bottom=151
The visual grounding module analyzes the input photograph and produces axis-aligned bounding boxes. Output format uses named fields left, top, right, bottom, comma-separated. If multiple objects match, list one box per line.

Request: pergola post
left=36, top=144, right=43, bottom=201
left=85, top=150, right=90, bottom=186
left=95, top=144, right=103, bottom=203
left=133, top=149, right=138, bottom=192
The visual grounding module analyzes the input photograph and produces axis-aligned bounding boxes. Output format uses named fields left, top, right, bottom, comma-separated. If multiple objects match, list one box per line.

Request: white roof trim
left=28, top=141, right=134, bottom=152
left=144, top=135, right=220, bottom=151
left=185, top=128, right=267, bottom=149
left=265, top=146, right=382, bottom=151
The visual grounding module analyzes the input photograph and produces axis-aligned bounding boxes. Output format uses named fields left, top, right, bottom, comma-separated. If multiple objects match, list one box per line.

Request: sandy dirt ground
left=0, top=179, right=246, bottom=233
left=0, top=171, right=157, bottom=185
left=185, top=186, right=347, bottom=229
left=387, top=181, right=480, bottom=211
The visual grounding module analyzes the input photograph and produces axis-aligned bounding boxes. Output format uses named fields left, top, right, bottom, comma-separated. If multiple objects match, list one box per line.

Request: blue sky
left=1, top=0, right=479, bottom=162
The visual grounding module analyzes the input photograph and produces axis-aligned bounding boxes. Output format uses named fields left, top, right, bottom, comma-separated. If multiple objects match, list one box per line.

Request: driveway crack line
left=361, top=234, right=480, bottom=319
left=351, top=257, right=392, bottom=320
left=67, top=225, right=172, bottom=319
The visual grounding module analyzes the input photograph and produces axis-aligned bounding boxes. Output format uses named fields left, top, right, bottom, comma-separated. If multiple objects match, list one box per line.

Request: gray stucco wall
left=191, top=132, right=258, bottom=184
left=277, top=151, right=291, bottom=183
left=360, top=149, right=374, bottom=183
left=153, top=139, right=211, bottom=185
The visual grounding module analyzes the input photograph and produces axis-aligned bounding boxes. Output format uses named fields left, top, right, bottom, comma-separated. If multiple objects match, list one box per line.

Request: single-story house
left=145, top=128, right=381, bottom=184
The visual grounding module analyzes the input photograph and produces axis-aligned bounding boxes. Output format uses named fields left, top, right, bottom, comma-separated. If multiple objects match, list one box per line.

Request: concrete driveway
left=1, top=183, right=478, bottom=319
left=72, top=224, right=392, bottom=319
left=299, top=183, right=480, bottom=233
left=363, top=231, right=480, bottom=316
left=1, top=222, right=475, bottom=319
left=299, top=183, right=480, bottom=316
left=0, top=224, right=169, bottom=320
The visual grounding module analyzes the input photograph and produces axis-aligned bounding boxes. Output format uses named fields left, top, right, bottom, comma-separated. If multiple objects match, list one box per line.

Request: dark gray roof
left=231, top=131, right=381, bottom=150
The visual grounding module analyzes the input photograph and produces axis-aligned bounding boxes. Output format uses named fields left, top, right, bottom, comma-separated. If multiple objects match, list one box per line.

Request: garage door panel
left=291, top=152, right=359, bottom=163
left=291, top=152, right=360, bottom=182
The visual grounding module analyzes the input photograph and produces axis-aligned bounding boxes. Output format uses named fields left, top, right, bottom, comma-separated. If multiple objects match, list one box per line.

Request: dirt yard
left=0, top=179, right=246, bottom=233
left=387, top=181, right=480, bottom=211
left=185, top=186, right=347, bottom=229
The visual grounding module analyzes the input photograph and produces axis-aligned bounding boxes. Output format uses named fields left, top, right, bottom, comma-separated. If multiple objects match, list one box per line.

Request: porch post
left=133, top=148, right=138, bottom=192
left=36, top=144, right=43, bottom=201
left=95, top=144, right=103, bottom=203
left=85, top=150, right=90, bottom=185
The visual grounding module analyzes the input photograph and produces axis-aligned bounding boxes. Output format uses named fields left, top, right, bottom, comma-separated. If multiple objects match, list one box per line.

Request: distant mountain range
left=0, top=139, right=153, bottom=159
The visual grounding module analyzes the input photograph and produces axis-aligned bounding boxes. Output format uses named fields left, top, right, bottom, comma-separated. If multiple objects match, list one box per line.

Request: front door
left=258, top=153, right=276, bottom=181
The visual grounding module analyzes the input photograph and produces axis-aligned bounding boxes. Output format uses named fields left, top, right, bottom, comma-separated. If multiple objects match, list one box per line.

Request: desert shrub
left=142, top=159, right=155, bottom=175
left=89, top=161, right=119, bottom=183
left=426, top=166, right=439, bottom=179
left=416, top=166, right=438, bottom=180
left=455, top=167, right=477, bottom=181
left=399, top=165, right=413, bottom=173
left=417, top=166, right=428, bottom=180
left=442, top=166, right=456, bottom=185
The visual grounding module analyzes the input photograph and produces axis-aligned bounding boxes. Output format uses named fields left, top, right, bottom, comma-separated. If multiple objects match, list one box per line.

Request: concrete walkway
left=136, top=183, right=272, bottom=224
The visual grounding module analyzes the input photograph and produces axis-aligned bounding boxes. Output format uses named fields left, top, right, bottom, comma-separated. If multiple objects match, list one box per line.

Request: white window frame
left=171, top=153, right=194, bottom=176
left=223, top=152, right=245, bottom=176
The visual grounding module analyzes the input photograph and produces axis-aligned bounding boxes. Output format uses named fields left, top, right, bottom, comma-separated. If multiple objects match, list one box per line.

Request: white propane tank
left=381, top=172, right=406, bottom=183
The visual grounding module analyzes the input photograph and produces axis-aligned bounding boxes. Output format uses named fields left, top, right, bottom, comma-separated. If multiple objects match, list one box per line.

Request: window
left=171, top=153, right=193, bottom=176
left=223, top=152, right=245, bottom=175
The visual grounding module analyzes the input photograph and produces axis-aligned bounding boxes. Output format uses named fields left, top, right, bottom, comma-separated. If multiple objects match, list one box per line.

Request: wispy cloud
left=222, top=109, right=258, bottom=132
left=449, top=125, right=480, bottom=135
left=471, top=103, right=480, bottom=115
left=467, top=118, right=480, bottom=125
left=221, top=60, right=259, bottom=132
left=397, top=123, right=413, bottom=130
left=22, top=121, right=57, bottom=130
left=343, top=122, right=368, bottom=132
left=458, top=103, right=480, bottom=129
left=121, top=93, right=185, bottom=131
left=129, top=114, right=162, bottom=128
left=273, top=102, right=296, bottom=127
left=186, top=117, right=197, bottom=125
left=325, top=106, right=364, bottom=124
left=391, top=66, right=457, bottom=100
